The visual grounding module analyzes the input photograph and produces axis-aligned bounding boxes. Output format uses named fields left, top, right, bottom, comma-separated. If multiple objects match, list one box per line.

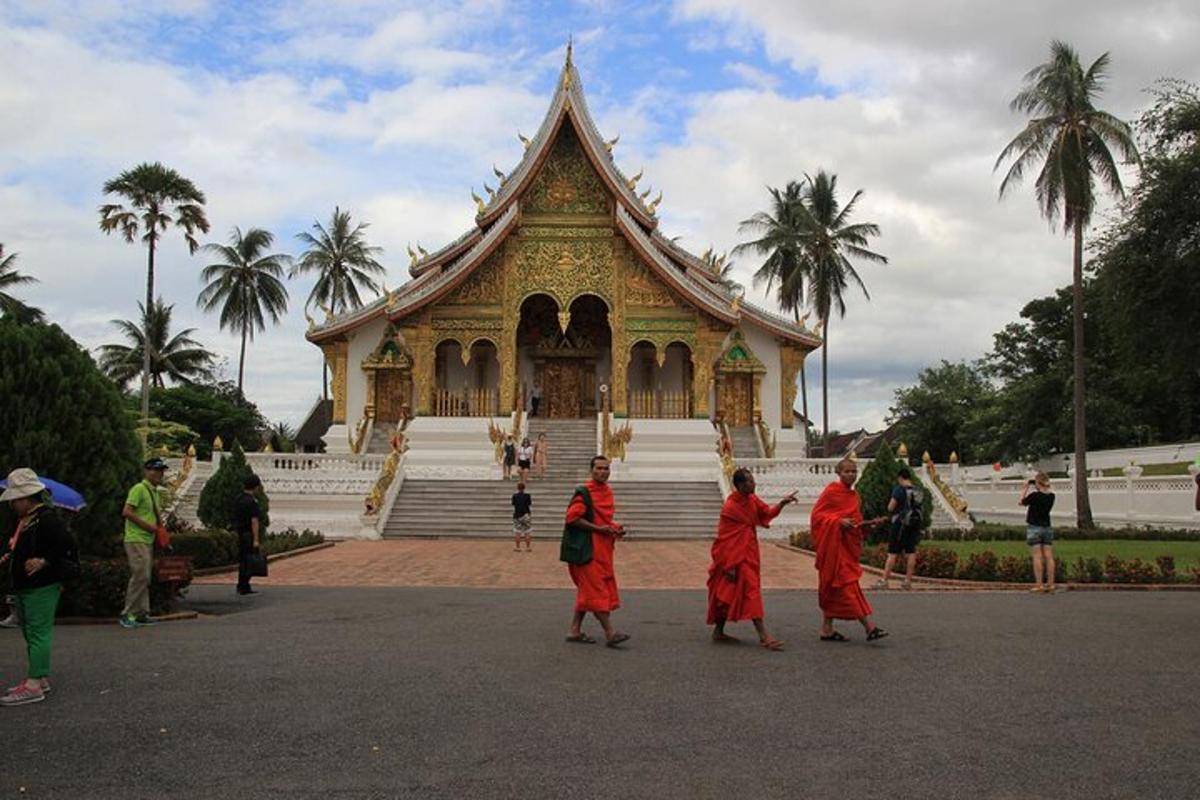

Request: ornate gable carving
left=443, top=252, right=504, bottom=306
left=523, top=121, right=611, bottom=216
left=717, top=330, right=766, bottom=374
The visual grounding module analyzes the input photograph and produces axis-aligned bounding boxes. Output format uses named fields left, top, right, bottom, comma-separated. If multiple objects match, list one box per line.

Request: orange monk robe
left=565, top=480, right=621, bottom=613
left=707, top=492, right=783, bottom=624
left=810, top=480, right=873, bottom=620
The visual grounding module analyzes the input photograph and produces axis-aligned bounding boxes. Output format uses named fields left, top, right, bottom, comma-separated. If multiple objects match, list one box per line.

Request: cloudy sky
left=3, top=0, right=1197, bottom=431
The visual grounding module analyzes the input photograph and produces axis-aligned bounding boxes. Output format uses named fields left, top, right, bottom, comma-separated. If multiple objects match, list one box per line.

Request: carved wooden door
left=376, top=370, right=410, bottom=423
left=544, top=359, right=582, bottom=418
left=722, top=374, right=753, bottom=426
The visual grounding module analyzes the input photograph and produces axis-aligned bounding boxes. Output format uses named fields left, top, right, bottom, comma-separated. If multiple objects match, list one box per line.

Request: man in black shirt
left=233, top=475, right=262, bottom=595
left=512, top=482, right=533, bottom=552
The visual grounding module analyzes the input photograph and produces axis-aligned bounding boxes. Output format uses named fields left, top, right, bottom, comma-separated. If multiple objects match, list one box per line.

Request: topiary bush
left=170, top=530, right=240, bottom=568
left=58, top=558, right=187, bottom=617
left=197, top=443, right=253, bottom=530
left=856, top=443, right=934, bottom=542
left=0, top=319, right=141, bottom=557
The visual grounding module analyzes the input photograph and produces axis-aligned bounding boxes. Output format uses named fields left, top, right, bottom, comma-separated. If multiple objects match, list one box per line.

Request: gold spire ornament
left=639, top=187, right=652, bottom=201
left=605, top=135, right=619, bottom=154
left=557, top=310, right=571, bottom=333
left=493, top=164, right=506, bottom=184
left=417, top=244, right=428, bottom=257
left=471, top=189, right=485, bottom=213
left=647, top=190, right=663, bottom=215
left=518, top=131, right=531, bottom=149
left=407, top=244, right=418, bottom=267
left=626, top=168, right=643, bottom=190
left=484, top=183, right=496, bottom=200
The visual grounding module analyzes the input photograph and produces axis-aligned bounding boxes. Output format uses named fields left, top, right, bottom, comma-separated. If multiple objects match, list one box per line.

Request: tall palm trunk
left=141, top=233, right=156, bottom=436
left=1072, top=218, right=1095, bottom=529
left=821, top=316, right=830, bottom=456
left=238, top=317, right=248, bottom=395
left=793, top=310, right=811, bottom=457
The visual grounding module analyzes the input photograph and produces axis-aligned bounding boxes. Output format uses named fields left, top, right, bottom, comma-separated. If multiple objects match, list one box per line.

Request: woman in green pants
left=1, top=469, right=76, bottom=707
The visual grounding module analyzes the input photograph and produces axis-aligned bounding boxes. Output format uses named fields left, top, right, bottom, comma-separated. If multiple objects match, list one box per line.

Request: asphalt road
left=3, top=586, right=1198, bottom=799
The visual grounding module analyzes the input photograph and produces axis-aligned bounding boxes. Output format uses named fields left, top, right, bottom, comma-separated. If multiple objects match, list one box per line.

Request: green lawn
left=1098, top=462, right=1192, bottom=477
left=924, top=539, right=1200, bottom=573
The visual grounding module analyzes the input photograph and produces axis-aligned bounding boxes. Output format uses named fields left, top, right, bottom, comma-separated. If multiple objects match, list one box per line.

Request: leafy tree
left=0, top=319, right=141, bottom=556
left=269, top=421, right=297, bottom=453
left=887, top=361, right=998, bottom=464
left=0, top=244, right=44, bottom=323
left=1091, top=80, right=1200, bottom=442
left=855, top=443, right=933, bottom=540
left=797, top=170, right=887, bottom=452
left=734, top=181, right=812, bottom=450
left=291, top=206, right=384, bottom=313
left=197, top=443, right=252, bottom=530
left=198, top=227, right=291, bottom=394
left=137, top=417, right=200, bottom=458
left=98, top=162, right=209, bottom=428
left=995, top=40, right=1140, bottom=528
left=98, top=298, right=215, bottom=388
left=148, top=381, right=267, bottom=458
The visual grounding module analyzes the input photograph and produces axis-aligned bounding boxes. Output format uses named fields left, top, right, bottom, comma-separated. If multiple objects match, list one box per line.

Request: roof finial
left=566, top=35, right=573, bottom=66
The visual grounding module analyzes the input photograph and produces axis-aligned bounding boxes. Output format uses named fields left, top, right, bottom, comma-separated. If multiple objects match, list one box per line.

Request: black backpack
left=902, top=486, right=925, bottom=528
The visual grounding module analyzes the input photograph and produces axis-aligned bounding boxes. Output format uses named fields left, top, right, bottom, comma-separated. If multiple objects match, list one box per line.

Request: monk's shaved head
left=836, top=458, right=857, bottom=472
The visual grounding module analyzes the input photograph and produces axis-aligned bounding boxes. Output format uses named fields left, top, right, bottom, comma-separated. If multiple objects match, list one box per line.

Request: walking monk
left=563, top=455, right=630, bottom=647
left=810, top=458, right=889, bottom=642
left=708, top=468, right=797, bottom=650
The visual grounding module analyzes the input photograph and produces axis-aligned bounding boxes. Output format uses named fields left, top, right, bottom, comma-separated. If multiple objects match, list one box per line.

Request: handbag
left=558, top=486, right=594, bottom=565
left=247, top=550, right=269, bottom=578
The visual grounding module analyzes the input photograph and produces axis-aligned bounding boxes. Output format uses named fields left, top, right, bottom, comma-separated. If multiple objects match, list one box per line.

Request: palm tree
left=198, top=227, right=291, bottom=394
left=98, top=162, right=209, bottom=428
left=291, top=206, right=385, bottom=313
left=799, top=171, right=887, bottom=453
left=291, top=206, right=385, bottom=398
left=0, top=244, right=44, bottom=324
left=733, top=181, right=812, bottom=452
left=98, top=298, right=215, bottom=389
left=995, top=40, right=1140, bottom=529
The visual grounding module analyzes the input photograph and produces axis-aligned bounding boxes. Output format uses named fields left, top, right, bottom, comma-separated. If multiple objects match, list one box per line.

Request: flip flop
left=866, top=627, right=889, bottom=642
left=760, top=638, right=785, bottom=651
left=820, top=631, right=848, bottom=642
left=565, top=633, right=596, bottom=644
left=605, top=633, right=631, bottom=648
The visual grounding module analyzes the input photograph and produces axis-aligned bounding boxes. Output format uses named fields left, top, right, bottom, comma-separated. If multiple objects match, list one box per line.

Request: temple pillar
left=752, top=373, right=763, bottom=423
left=321, top=341, right=349, bottom=424
left=779, top=345, right=806, bottom=429
left=409, top=319, right=435, bottom=416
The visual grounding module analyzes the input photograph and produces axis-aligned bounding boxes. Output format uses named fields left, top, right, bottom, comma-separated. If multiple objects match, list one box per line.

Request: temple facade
left=306, top=48, right=821, bottom=450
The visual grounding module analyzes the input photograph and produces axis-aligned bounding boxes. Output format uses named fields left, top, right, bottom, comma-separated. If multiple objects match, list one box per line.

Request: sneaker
left=871, top=579, right=889, bottom=590
left=118, top=614, right=140, bottom=629
left=0, top=614, right=20, bottom=629
left=6, top=678, right=49, bottom=694
left=0, top=682, right=45, bottom=706
left=135, top=614, right=157, bottom=626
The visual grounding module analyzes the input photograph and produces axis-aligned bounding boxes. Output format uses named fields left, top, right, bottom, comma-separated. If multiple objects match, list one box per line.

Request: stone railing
left=232, top=452, right=390, bottom=495
left=960, top=471, right=1200, bottom=528
left=738, top=458, right=866, bottom=491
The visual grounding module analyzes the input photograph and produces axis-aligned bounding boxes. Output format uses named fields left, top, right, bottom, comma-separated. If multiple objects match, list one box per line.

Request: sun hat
left=0, top=468, right=47, bottom=502
left=143, top=457, right=169, bottom=471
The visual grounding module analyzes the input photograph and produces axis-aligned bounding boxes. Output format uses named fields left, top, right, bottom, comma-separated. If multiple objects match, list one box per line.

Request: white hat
left=1, top=468, right=47, bottom=502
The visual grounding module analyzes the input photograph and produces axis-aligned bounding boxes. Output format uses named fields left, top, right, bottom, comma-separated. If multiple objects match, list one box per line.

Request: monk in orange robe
left=810, top=458, right=889, bottom=642
left=707, top=468, right=797, bottom=650
left=564, top=455, right=630, bottom=647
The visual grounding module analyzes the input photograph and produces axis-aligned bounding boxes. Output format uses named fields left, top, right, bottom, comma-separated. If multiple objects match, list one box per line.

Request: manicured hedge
left=57, top=558, right=188, bottom=618
left=928, top=522, right=1200, bottom=542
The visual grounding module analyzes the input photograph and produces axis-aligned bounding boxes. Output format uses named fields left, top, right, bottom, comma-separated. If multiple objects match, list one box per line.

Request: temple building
left=305, top=47, right=821, bottom=453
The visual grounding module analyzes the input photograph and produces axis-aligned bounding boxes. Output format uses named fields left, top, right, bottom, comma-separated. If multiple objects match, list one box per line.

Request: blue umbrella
left=0, top=476, right=87, bottom=512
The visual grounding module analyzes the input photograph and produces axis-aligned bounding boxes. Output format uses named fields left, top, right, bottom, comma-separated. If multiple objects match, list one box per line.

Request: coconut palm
left=734, top=181, right=813, bottom=452
left=98, top=162, right=209, bottom=426
left=291, top=206, right=385, bottom=314
left=799, top=170, right=887, bottom=454
left=0, top=244, right=44, bottom=324
left=198, top=227, right=291, bottom=394
left=995, top=40, right=1140, bottom=529
left=99, top=298, right=215, bottom=389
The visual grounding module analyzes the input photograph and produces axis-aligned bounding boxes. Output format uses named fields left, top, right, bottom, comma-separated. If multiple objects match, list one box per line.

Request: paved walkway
left=196, top=539, right=867, bottom=590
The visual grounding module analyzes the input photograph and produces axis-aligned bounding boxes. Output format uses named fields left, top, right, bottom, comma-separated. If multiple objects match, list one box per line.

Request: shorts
left=887, top=522, right=921, bottom=555
left=1026, top=525, right=1054, bottom=546
left=518, top=459, right=531, bottom=469
left=513, top=513, right=533, bottom=535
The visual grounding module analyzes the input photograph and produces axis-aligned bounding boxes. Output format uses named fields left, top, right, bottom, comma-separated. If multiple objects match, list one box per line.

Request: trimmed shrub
left=789, top=529, right=816, bottom=550
left=914, top=546, right=959, bottom=579
left=954, top=522, right=1200, bottom=542
left=996, top=555, right=1034, bottom=583
left=1072, top=557, right=1104, bottom=583
left=261, top=528, right=323, bottom=556
left=197, top=444, right=252, bottom=530
left=1155, top=556, right=1176, bottom=580
left=1103, top=556, right=1159, bottom=583
left=58, top=558, right=188, bottom=618
left=170, top=530, right=239, bottom=569
left=957, top=550, right=1000, bottom=582
left=0, top=319, right=141, bottom=556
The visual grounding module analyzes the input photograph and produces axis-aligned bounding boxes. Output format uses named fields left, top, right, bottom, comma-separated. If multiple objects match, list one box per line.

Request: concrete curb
left=772, top=542, right=1200, bottom=592
left=191, top=541, right=337, bottom=577
left=56, top=610, right=200, bottom=626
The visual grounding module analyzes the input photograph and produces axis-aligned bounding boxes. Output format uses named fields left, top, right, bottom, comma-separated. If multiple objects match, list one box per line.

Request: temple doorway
left=517, top=293, right=611, bottom=418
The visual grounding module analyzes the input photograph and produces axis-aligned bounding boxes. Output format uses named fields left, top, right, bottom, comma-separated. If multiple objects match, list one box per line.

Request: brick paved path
left=196, top=539, right=865, bottom=590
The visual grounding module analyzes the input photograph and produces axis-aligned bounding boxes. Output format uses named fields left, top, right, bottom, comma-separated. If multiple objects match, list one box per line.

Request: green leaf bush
left=197, top=444, right=252, bottom=530
left=58, top=558, right=188, bottom=618
left=855, top=443, right=934, bottom=541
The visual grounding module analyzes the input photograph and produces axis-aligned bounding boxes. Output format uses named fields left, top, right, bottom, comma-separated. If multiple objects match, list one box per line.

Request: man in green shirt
left=119, top=458, right=167, bottom=628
